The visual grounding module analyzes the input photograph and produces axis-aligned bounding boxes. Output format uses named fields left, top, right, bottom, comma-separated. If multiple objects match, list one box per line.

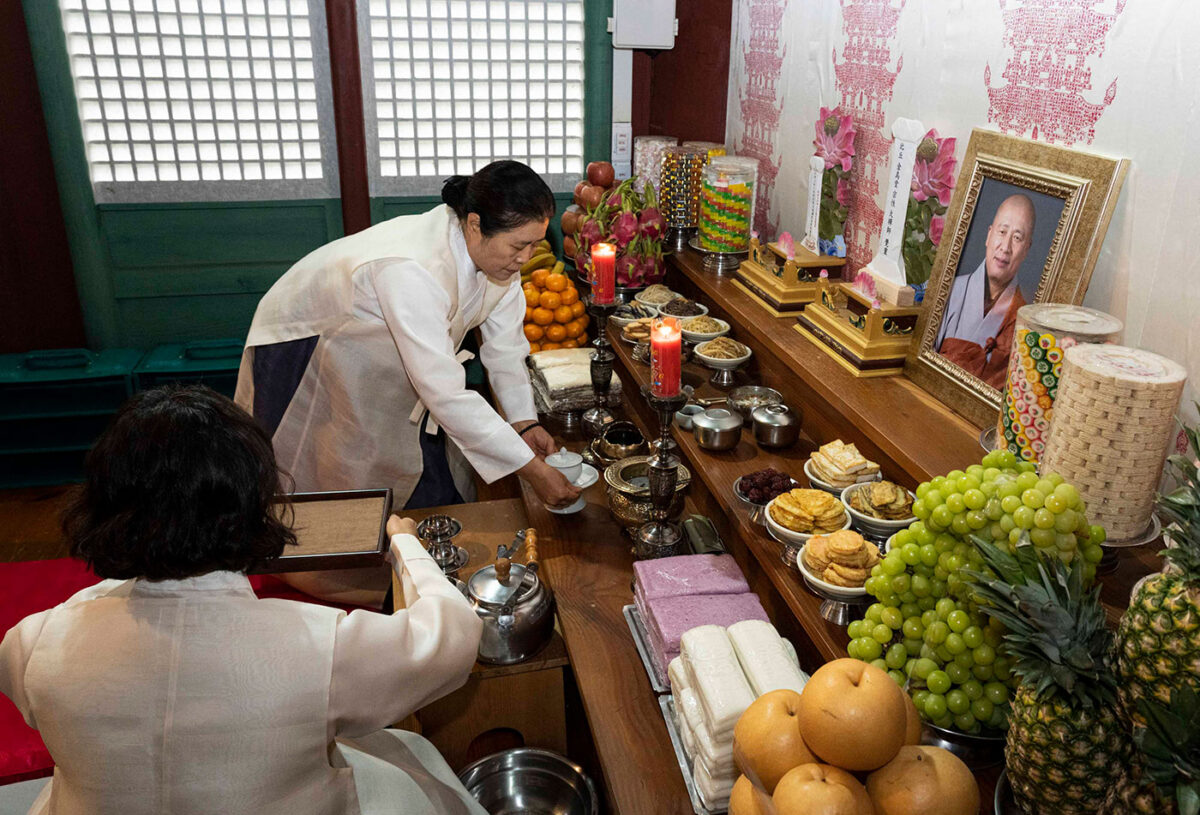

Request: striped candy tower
left=996, top=304, right=1122, bottom=463
left=699, top=162, right=754, bottom=253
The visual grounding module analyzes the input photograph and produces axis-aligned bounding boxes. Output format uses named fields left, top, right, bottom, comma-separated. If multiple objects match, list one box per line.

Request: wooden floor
left=0, top=485, right=76, bottom=563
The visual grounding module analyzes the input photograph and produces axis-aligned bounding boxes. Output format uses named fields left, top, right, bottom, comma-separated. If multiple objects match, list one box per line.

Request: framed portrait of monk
left=905, top=129, right=1128, bottom=427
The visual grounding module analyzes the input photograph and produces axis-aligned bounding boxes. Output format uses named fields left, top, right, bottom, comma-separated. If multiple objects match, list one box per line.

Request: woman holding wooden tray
left=0, top=386, right=486, bottom=814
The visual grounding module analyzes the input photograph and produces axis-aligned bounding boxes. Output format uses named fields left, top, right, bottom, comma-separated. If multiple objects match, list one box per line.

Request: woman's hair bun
left=441, top=175, right=470, bottom=210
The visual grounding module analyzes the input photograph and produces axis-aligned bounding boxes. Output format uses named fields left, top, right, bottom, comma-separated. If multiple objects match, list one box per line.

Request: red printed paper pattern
left=735, top=0, right=786, bottom=237
left=985, top=0, right=1126, bottom=145
left=832, top=0, right=907, bottom=271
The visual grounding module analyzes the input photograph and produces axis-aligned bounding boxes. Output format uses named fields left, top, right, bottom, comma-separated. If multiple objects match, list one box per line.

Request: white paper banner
left=802, top=155, right=823, bottom=253
left=865, top=118, right=925, bottom=286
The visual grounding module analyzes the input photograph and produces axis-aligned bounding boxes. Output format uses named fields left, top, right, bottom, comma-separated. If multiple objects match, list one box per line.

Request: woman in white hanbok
left=0, top=386, right=486, bottom=815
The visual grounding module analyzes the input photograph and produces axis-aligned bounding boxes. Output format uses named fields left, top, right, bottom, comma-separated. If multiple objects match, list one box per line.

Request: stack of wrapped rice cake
left=632, top=554, right=766, bottom=687
left=670, top=621, right=809, bottom=810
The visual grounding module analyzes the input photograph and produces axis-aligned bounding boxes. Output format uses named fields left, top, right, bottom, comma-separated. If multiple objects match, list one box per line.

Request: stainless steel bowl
left=692, top=407, right=743, bottom=451
left=752, top=403, right=802, bottom=448
left=458, top=748, right=599, bottom=815
left=727, top=385, right=784, bottom=425
left=922, top=721, right=1006, bottom=769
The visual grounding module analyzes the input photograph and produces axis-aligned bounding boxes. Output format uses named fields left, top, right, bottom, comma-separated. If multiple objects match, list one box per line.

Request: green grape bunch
left=843, top=449, right=1106, bottom=736
left=910, top=449, right=1105, bottom=585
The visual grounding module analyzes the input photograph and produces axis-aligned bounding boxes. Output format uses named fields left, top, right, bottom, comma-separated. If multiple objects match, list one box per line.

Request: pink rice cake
left=633, top=554, right=749, bottom=601
left=644, top=592, right=769, bottom=682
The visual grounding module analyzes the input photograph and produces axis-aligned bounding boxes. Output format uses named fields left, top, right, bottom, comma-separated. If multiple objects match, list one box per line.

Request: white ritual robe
left=935, top=260, right=1021, bottom=355
left=0, top=535, right=485, bottom=815
left=235, top=205, right=537, bottom=508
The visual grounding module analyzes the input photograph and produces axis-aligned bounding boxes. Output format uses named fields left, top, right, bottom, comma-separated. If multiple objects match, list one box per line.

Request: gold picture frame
left=904, top=129, right=1128, bottom=427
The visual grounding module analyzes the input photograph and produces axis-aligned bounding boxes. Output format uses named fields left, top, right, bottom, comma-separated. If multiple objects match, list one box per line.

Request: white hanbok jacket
left=0, top=536, right=485, bottom=815
left=235, top=204, right=537, bottom=507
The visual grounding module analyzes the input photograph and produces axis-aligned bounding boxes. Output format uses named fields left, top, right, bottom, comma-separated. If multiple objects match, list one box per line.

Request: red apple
left=586, top=161, right=615, bottom=187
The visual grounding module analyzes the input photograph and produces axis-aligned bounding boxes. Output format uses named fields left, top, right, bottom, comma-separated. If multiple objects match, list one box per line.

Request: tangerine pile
left=523, top=268, right=589, bottom=353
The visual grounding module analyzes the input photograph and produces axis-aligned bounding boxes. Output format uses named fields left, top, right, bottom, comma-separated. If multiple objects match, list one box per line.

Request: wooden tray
left=252, top=488, right=392, bottom=573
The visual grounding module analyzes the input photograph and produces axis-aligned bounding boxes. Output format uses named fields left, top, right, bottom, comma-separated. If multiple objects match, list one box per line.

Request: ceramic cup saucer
left=546, top=463, right=599, bottom=515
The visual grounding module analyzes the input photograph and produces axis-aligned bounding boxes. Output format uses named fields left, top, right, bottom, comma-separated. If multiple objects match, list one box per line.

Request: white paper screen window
left=59, top=0, right=340, bottom=204
left=359, top=0, right=586, bottom=196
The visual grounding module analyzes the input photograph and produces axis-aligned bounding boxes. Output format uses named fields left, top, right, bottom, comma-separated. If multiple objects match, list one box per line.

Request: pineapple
left=1104, top=685, right=1200, bottom=815
left=1115, top=416, right=1200, bottom=716
left=970, top=540, right=1131, bottom=815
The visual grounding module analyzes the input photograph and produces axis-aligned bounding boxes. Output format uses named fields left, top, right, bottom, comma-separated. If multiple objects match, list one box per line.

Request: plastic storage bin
left=134, top=339, right=244, bottom=399
left=0, top=348, right=142, bottom=487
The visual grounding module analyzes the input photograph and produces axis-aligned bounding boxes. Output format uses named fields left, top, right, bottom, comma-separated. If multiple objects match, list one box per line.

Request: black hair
left=441, top=160, right=556, bottom=237
left=63, top=385, right=296, bottom=580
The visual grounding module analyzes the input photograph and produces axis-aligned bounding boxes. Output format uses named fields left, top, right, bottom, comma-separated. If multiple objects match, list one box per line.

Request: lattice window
left=60, top=0, right=339, bottom=203
left=360, top=0, right=586, bottom=196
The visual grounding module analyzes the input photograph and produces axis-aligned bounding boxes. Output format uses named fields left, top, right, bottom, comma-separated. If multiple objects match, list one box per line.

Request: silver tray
left=658, top=695, right=728, bottom=815
left=623, top=603, right=670, bottom=694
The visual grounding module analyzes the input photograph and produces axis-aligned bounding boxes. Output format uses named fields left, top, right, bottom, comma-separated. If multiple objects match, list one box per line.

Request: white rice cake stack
left=727, top=619, right=809, bottom=696
left=681, top=625, right=755, bottom=741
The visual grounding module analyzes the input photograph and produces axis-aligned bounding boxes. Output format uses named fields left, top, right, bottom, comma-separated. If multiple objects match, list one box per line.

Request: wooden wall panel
left=631, top=0, right=733, bottom=143
left=0, top=1, right=85, bottom=353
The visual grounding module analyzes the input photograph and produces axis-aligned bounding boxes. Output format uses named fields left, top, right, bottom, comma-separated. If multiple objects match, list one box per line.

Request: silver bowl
left=727, top=385, right=783, bottom=425
left=458, top=747, right=599, bottom=815
left=692, top=407, right=743, bottom=451
left=921, top=720, right=1006, bottom=770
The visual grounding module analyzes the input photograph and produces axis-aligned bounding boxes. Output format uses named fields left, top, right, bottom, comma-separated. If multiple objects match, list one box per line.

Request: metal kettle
left=465, top=528, right=556, bottom=665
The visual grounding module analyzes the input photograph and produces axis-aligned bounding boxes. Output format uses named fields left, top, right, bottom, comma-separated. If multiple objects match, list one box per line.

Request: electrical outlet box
left=611, top=0, right=677, bottom=49
left=612, top=123, right=633, bottom=163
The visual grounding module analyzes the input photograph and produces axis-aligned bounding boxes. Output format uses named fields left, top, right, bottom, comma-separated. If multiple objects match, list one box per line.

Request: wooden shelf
left=519, top=461, right=695, bottom=815
left=608, top=330, right=850, bottom=663
left=665, top=248, right=983, bottom=486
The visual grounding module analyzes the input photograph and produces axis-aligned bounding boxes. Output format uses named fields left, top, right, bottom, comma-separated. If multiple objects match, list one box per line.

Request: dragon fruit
left=611, top=210, right=639, bottom=250
left=616, top=252, right=639, bottom=287
left=578, top=217, right=603, bottom=251
left=638, top=206, right=664, bottom=241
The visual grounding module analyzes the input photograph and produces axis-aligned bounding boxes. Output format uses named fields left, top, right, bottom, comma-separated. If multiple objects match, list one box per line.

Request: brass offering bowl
left=604, top=456, right=691, bottom=529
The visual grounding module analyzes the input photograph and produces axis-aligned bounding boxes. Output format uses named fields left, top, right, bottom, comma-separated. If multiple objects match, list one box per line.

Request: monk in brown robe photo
left=935, top=193, right=1036, bottom=389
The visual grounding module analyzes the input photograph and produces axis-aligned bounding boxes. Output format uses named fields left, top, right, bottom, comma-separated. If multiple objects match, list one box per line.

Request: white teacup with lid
left=545, top=446, right=583, bottom=483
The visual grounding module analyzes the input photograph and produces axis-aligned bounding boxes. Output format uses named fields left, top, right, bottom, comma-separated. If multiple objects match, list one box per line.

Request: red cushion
left=0, top=561, right=367, bottom=784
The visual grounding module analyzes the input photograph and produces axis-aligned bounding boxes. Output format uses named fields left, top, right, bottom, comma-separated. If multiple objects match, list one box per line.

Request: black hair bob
left=63, top=385, right=296, bottom=581
left=441, top=159, right=556, bottom=237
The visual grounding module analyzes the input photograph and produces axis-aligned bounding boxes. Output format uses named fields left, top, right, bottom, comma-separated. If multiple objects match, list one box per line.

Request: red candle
left=591, top=242, right=616, bottom=304
left=651, top=317, right=682, bottom=397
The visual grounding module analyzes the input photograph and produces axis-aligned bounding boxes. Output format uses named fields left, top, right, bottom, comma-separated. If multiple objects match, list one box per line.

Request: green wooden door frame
left=23, top=0, right=612, bottom=349
left=22, top=0, right=118, bottom=348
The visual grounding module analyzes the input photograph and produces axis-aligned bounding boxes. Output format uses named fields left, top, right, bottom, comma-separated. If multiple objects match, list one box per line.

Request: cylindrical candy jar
left=699, top=161, right=755, bottom=253
left=633, top=136, right=678, bottom=193
left=997, top=304, right=1122, bottom=463
left=1040, top=344, right=1186, bottom=542
left=659, top=145, right=707, bottom=229
left=682, top=140, right=727, bottom=161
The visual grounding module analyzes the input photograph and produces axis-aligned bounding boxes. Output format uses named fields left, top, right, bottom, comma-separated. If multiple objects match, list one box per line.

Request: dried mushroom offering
left=848, top=481, right=914, bottom=520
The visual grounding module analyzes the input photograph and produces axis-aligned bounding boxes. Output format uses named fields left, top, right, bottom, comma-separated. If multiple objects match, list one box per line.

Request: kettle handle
left=525, top=529, right=538, bottom=568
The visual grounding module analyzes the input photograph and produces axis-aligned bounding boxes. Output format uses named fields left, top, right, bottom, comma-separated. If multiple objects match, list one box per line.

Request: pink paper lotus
left=911, top=129, right=957, bottom=207
left=814, top=107, right=856, bottom=173
left=836, top=176, right=851, bottom=207
left=819, top=269, right=829, bottom=279
left=930, top=213, right=945, bottom=246
left=854, top=269, right=878, bottom=299
left=777, top=231, right=795, bottom=255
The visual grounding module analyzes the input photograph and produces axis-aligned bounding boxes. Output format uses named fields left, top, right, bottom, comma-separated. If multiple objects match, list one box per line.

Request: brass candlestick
left=633, top=385, right=688, bottom=559
left=582, top=298, right=619, bottom=438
